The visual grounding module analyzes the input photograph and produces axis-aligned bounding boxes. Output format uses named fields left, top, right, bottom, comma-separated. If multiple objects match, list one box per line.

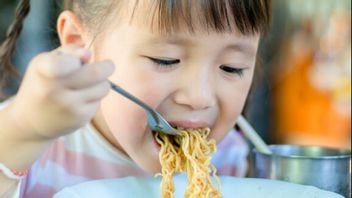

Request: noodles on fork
left=156, top=128, right=222, bottom=198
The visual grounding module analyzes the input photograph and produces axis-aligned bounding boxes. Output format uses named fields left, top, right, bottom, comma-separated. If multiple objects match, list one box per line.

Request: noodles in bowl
left=155, top=128, right=222, bottom=198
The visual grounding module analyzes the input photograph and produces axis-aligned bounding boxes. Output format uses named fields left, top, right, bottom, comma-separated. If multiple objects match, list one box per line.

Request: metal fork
left=109, top=81, right=178, bottom=135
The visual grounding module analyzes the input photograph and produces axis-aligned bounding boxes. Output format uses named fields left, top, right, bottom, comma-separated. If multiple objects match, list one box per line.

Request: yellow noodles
left=156, top=128, right=222, bottom=198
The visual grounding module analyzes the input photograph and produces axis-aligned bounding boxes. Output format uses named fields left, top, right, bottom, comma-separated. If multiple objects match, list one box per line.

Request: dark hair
left=0, top=0, right=30, bottom=94
left=0, top=0, right=271, bottom=94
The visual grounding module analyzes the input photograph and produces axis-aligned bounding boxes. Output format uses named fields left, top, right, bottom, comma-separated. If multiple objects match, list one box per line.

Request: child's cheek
left=210, top=91, right=248, bottom=142
left=141, top=89, right=165, bottom=110
left=102, top=92, right=147, bottom=136
left=132, top=73, right=170, bottom=110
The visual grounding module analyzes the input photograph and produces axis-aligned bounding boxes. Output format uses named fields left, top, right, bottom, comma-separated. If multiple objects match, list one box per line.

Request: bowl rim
left=252, top=144, right=352, bottom=159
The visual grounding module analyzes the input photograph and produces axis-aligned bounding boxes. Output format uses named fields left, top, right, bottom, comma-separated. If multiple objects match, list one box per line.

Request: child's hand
left=8, top=45, right=115, bottom=140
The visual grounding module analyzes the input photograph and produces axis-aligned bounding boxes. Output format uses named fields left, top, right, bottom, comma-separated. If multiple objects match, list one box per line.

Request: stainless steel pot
left=250, top=144, right=351, bottom=198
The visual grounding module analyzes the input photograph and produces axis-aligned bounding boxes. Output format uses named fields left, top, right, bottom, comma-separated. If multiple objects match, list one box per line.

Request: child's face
left=91, top=8, right=260, bottom=174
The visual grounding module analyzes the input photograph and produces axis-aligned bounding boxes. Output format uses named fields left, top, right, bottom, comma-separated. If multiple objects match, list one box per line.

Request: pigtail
left=0, top=0, right=31, bottom=92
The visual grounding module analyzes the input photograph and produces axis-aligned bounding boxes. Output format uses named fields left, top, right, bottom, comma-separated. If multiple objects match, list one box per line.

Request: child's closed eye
left=219, top=65, right=245, bottom=78
left=147, top=57, right=180, bottom=70
left=145, top=56, right=246, bottom=78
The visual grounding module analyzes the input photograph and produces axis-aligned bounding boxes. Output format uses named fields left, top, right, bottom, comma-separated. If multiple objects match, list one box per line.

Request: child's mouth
left=152, top=124, right=182, bottom=152
left=151, top=123, right=179, bottom=151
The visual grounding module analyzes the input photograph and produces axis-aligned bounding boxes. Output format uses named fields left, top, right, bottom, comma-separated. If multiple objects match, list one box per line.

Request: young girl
left=0, top=0, right=271, bottom=197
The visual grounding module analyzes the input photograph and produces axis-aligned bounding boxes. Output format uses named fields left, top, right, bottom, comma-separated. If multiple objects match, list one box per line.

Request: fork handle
left=109, top=81, right=156, bottom=114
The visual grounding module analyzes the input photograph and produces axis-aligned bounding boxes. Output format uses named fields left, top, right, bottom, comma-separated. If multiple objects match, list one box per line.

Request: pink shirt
left=17, top=123, right=248, bottom=197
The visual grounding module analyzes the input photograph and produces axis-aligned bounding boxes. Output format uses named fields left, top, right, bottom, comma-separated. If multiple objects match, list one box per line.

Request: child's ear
left=57, top=11, right=87, bottom=47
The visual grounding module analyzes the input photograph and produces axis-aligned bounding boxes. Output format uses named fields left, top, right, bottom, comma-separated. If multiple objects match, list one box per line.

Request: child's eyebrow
left=144, top=36, right=193, bottom=47
left=223, top=43, right=257, bottom=57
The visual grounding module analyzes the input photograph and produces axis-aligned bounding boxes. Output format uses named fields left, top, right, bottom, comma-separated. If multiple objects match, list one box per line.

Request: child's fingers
left=75, top=100, right=101, bottom=120
left=71, top=81, right=111, bottom=103
left=35, top=45, right=91, bottom=79
left=56, top=44, right=91, bottom=64
left=64, top=60, right=115, bottom=89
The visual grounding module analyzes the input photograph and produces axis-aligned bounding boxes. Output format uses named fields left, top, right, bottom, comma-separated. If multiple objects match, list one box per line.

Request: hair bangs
left=141, top=0, right=271, bottom=35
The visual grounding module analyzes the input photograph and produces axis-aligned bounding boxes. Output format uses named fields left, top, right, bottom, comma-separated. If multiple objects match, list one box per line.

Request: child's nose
left=173, top=70, right=216, bottom=110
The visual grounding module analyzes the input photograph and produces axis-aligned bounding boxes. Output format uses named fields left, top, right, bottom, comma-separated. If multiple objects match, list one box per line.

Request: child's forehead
left=136, top=35, right=260, bottom=59
left=118, top=22, right=260, bottom=58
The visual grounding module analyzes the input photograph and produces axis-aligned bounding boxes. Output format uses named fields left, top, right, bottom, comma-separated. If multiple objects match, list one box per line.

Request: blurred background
left=0, top=0, right=350, bottom=149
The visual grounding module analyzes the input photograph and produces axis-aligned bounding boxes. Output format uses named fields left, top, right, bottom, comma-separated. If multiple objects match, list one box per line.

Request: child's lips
left=167, top=120, right=211, bottom=129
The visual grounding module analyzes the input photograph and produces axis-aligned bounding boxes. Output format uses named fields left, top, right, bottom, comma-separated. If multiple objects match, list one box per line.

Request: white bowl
left=54, top=174, right=344, bottom=198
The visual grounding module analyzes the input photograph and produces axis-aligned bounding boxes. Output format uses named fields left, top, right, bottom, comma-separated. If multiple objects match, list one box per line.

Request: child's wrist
left=0, top=105, right=54, bottom=169
left=8, top=102, right=77, bottom=141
